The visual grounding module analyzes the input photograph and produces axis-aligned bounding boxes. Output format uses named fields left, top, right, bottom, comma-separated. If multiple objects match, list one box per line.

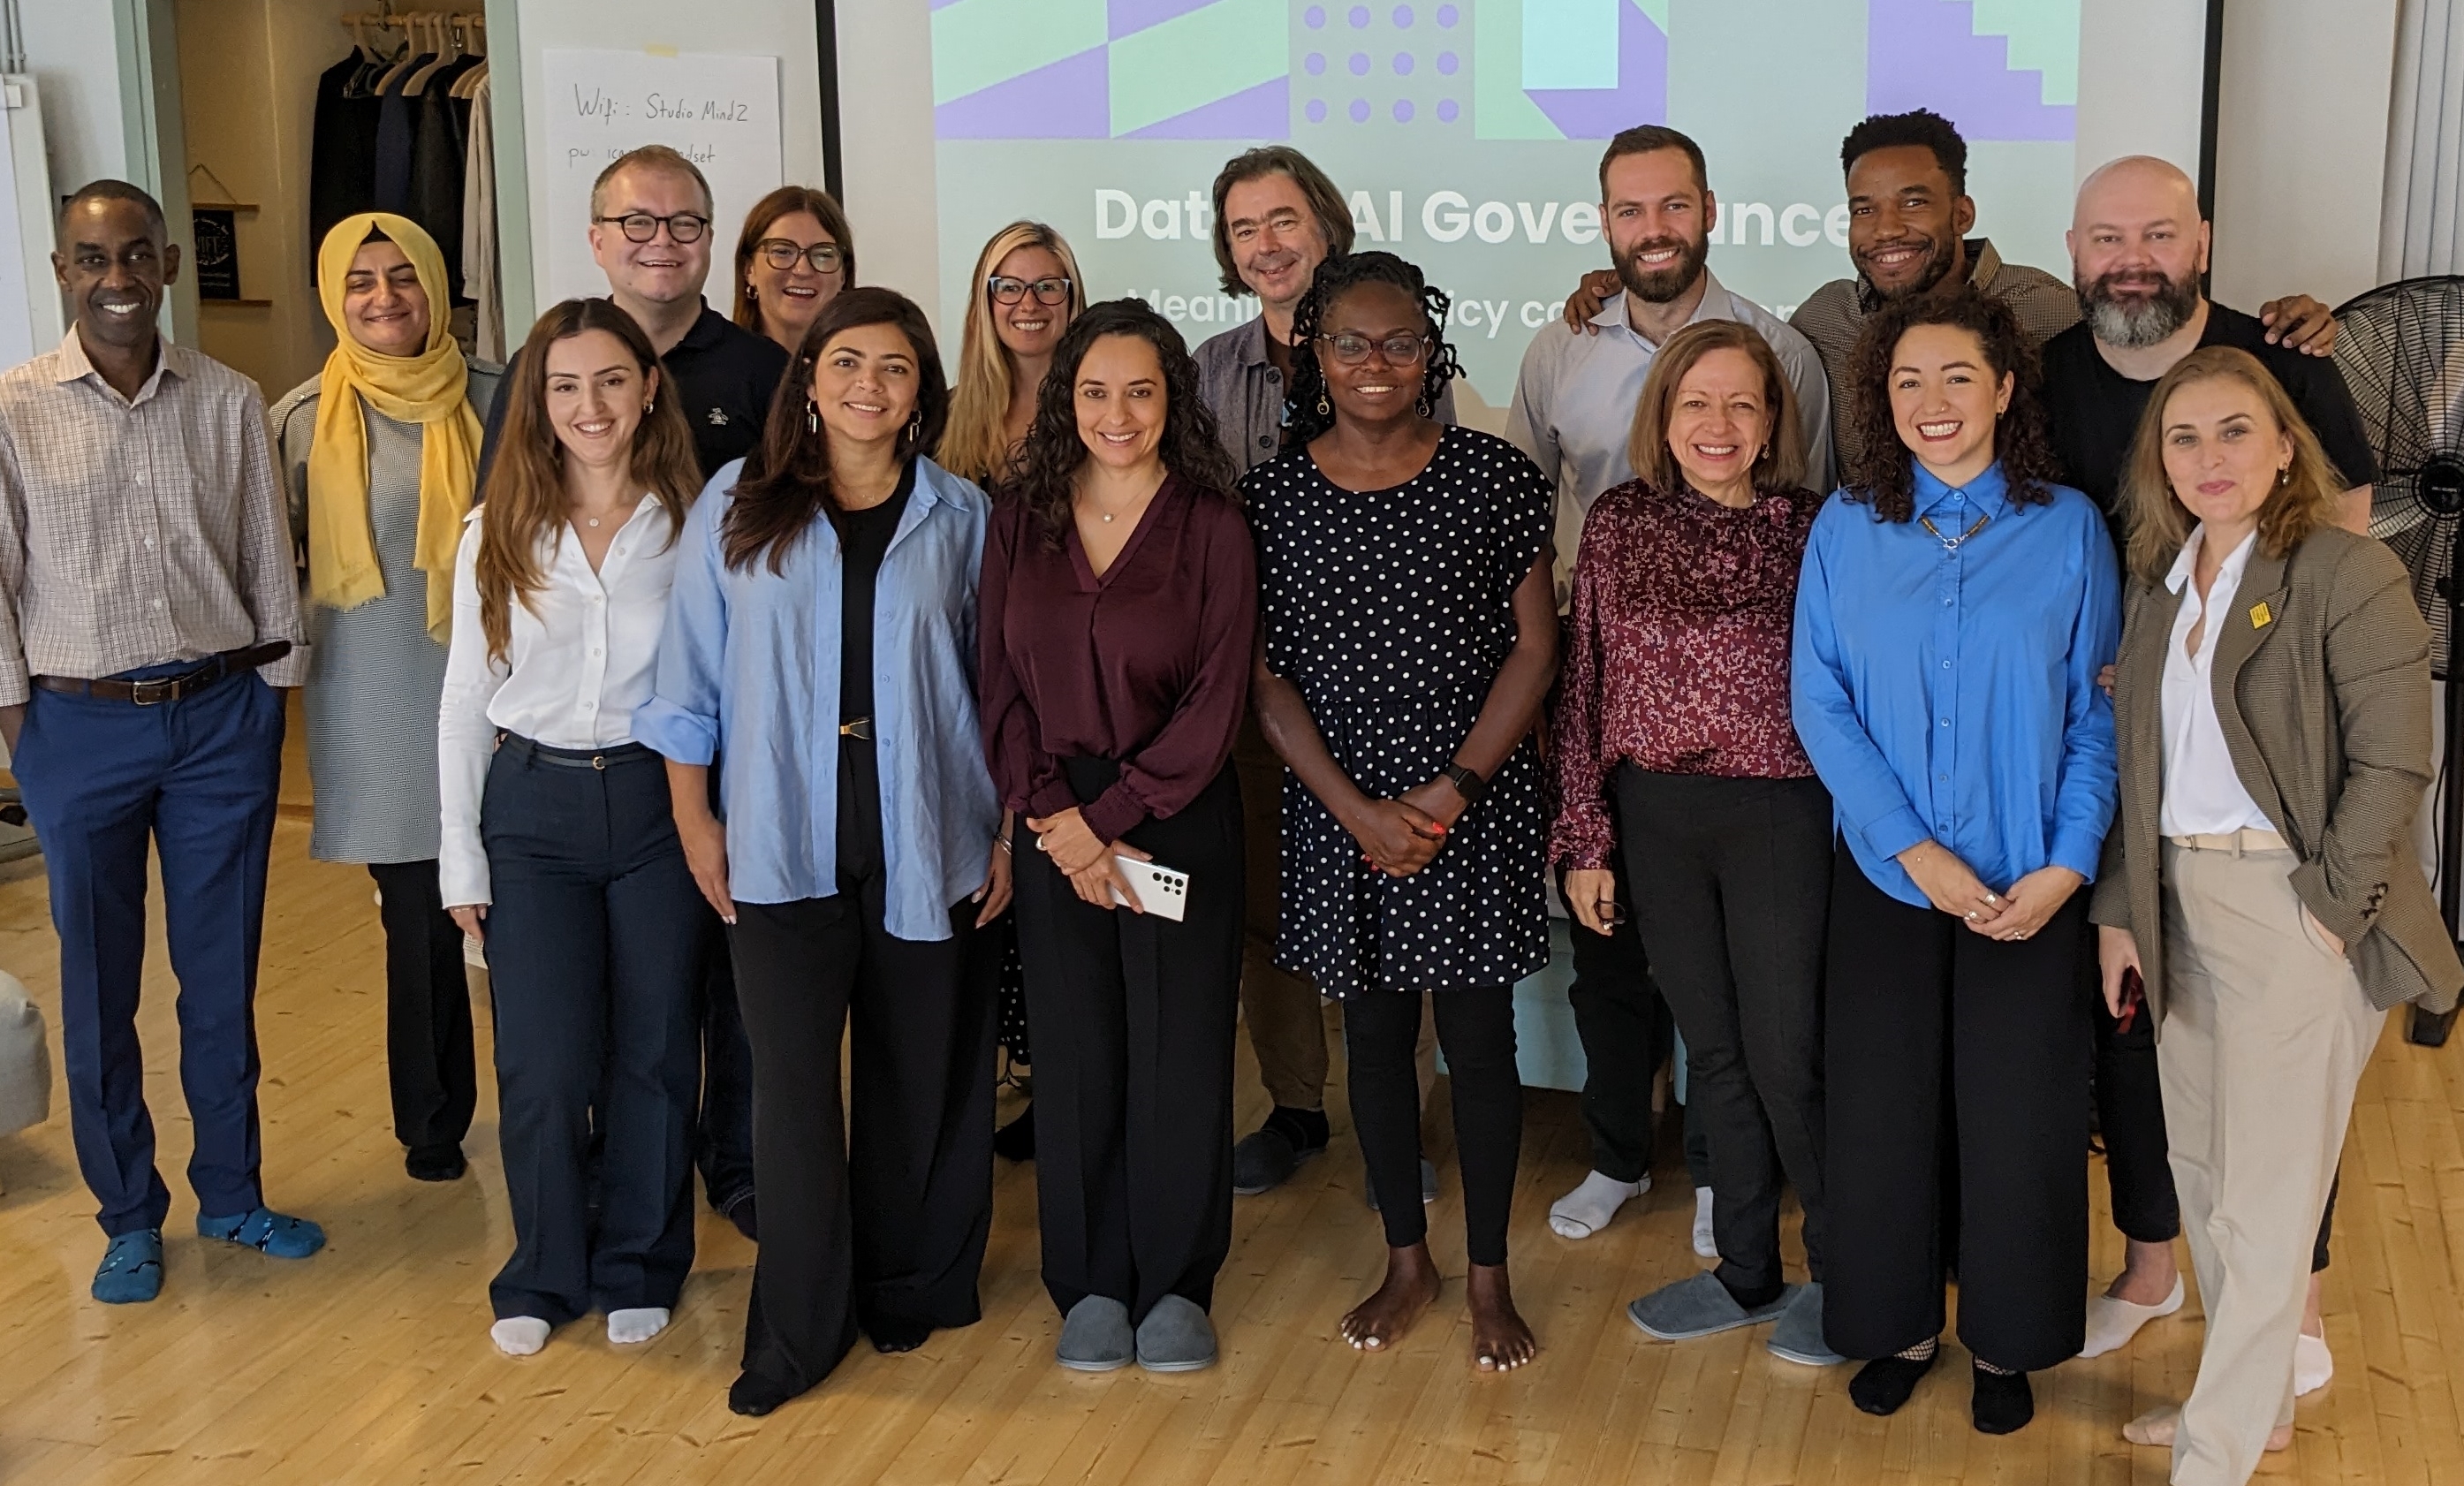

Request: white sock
left=1548, top=1169, right=1646, bottom=1240
left=492, top=1316, right=550, bottom=1356
left=1692, top=1187, right=1717, bottom=1259
left=607, top=1307, right=671, bottom=1346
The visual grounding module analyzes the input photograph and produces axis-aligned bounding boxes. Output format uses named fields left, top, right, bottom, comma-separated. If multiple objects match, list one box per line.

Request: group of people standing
left=2, top=99, right=2454, bottom=1486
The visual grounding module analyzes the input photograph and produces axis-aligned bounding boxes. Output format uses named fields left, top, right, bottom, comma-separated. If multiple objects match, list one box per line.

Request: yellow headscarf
left=306, top=212, right=484, bottom=641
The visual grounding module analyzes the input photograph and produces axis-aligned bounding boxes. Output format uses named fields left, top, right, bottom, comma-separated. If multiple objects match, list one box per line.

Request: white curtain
left=2381, top=0, right=2464, bottom=279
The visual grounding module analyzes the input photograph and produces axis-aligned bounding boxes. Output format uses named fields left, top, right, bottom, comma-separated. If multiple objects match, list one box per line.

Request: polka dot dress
left=1244, top=424, right=1553, bottom=1000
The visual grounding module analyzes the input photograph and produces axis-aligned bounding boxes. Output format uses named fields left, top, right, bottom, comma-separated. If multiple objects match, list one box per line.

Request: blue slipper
left=93, top=1228, right=164, bottom=1304
left=197, top=1206, right=326, bottom=1260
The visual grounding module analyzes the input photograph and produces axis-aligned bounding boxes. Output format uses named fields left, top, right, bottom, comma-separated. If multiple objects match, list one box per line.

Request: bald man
left=2043, top=155, right=2377, bottom=1388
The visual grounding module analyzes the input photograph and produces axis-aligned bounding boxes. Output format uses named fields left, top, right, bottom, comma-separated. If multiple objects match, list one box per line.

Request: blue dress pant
left=13, top=667, right=284, bottom=1236
left=481, top=738, right=706, bottom=1324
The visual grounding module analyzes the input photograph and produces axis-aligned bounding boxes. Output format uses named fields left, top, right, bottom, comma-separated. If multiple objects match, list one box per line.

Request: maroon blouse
left=1550, top=478, right=1817, bottom=870
left=979, top=474, right=1258, bottom=845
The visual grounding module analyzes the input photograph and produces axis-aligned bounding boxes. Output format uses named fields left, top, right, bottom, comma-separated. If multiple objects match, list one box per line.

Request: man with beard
left=1505, top=125, right=1831, bottom=1254
left=2043, top=154, right=2377, bottom=1391
left=1193, top=145, right=1455, bottom=1200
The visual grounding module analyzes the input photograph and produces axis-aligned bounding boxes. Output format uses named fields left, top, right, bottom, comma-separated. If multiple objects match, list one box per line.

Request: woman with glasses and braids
left=1246, top=252, right=1558, bottom=1372
left=731, top=186, right=856, bottom=356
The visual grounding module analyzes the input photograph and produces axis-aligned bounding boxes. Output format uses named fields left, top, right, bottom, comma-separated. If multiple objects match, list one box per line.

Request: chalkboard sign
left=193, top=208, right=239, bottom=300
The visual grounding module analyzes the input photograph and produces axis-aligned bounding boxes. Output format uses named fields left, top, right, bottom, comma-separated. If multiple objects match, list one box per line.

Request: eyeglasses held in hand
left=759, top=239, right=845, bottom=274
left=988, top=275, right=1074, bottom=307
left=595, top=212, right=710, bottom=245
left=1317, top=332, right=1432, bottom=365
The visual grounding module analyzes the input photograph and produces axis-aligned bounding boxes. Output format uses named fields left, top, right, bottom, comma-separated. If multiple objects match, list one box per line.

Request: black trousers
left=1617, top=768, right=1831, bottom=1294
left=729, top=737, right=1000, bottom=1395
left=1346, top=984, right=1520, bottom=1264
left=2096, top=986, right=2341, bottom=1270
left=1823, top=842, right=2091, bottom=1371
left=483, top=739, right=706, bottom=1324
left=1015, top=757, right=1243, bottom=1323
left=1557, top=851, right=1667, bottom=1185
left=366, top=859, right=477, bottom=1153
left=694, top=933, right=756, bottom=1212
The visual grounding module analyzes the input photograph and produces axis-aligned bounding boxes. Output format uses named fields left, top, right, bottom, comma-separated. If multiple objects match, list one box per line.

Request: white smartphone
left=1110, top=856, right=1190, bottom=921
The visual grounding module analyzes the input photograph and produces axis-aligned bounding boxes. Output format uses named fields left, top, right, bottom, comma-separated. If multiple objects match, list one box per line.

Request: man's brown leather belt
left=34, top=641, right=292, bottom=705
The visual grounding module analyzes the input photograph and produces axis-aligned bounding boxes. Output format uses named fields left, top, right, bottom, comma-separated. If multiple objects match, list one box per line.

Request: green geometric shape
left=1523, top=0, right=1618, bottom=89
left=1109, top=0, right=1288, bottom=138
left=1475, top=0, right=1567, bottom=140
left=1630, top=0, right=1669, bottom=31
left=930, top=0, right=1109, bottom=108
left=1968, top=0, right=2080, bottom=106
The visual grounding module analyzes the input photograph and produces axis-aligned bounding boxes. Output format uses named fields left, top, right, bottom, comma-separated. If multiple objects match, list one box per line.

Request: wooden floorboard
left=0, top=725, right=2457, bottom=1482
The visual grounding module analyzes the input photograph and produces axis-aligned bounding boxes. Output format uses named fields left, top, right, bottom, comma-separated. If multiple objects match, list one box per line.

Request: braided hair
left=1280, top=251, right=1462, bottom=451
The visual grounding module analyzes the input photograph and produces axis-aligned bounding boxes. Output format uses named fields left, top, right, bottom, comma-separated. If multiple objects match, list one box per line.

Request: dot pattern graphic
left=1299, top=0, right=1461, bottom=128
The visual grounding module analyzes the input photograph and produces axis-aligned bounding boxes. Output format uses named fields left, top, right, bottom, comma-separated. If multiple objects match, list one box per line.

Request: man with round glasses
left=479, top=144, right=791, bottom=484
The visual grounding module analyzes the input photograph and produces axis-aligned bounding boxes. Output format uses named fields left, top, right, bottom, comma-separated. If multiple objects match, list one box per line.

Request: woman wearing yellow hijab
left=273, top=212, right=497, bottom=1186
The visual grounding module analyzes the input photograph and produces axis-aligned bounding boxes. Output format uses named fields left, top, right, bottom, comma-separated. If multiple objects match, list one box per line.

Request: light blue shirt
left=636, top=457, right=1001, bottom=938
left=1791, top=461, right=2120, bottom=908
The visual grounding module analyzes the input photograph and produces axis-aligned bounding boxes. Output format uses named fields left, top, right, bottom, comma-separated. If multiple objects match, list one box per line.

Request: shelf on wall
left=200, top=298, right=275, bottom=307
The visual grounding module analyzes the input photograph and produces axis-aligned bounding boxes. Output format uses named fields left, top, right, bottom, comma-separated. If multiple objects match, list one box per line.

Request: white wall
left=2210, top=0, right=2403, bottom=310
left=19, top=0, right=130, bottom=190
left=833, top=2, right=935, bottom=322
left=2075, top=0, right=2209, bottom=186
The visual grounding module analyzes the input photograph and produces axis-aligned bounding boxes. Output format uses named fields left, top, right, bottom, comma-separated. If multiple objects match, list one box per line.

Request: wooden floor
left=1, top=739, right=2461, bottom=1482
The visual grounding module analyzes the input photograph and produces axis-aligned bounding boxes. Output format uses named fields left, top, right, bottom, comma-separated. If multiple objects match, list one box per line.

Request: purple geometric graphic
left=1524, top=1, right=1667, bottom=140
left=936, top=47, right=1110, bottom=139
left=1867, top=0, right=2074, bottom=141
left=1109, top=0, right=1218, bottom=37
left=1122, top=76, right=1292, bottom=140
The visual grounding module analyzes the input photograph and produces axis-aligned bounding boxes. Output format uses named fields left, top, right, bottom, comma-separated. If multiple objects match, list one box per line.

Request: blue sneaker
left=197, top=1206, right=326, bottom=1260
left=93, top=1229, right=165, bottom=1304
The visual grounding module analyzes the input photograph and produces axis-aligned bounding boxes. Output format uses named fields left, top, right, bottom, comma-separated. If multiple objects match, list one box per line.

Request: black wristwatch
left=1440, top=762, right=1487, bottom=803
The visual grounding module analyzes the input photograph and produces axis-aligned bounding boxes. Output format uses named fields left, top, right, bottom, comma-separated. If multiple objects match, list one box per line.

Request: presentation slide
left=921, top=0, right=2089, bottom=413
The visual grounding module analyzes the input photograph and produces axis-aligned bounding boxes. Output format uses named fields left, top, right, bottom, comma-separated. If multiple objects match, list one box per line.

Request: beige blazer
left=2089, top=525, right=2463, bottom=1020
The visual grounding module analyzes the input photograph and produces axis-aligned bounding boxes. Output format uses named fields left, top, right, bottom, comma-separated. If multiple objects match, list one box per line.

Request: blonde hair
left=1625, top=319, right=1806, bottom=495
left=939, top=222, right=1087, bottom=485
left=2119, top=345, right=2349, bottom=585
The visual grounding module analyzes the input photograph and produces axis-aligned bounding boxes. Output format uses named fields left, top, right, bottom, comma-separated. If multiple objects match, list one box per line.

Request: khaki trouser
left=2158, top=840, right=2385, bottom=1486
left=1235, top=721, right=1439, bottom=1117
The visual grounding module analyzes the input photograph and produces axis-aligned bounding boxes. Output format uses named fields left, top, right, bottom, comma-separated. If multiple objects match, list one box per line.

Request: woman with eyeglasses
left=1247, top=252, right=1558, bottom=1373
left=732, top=186, right=857, bottom=357
left=941, top=222, right=1089, bottom=1163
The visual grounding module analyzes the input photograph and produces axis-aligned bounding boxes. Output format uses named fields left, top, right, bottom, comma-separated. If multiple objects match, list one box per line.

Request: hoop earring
left=643, top=399, right=654, bottom=415
left=1415, top=394, right=1431, bottom=419
left=806, top=398, right=820, bottom=435
left=908, top=410, right=923, bottom=441
left=1316, top=391, right=1331, bottom=418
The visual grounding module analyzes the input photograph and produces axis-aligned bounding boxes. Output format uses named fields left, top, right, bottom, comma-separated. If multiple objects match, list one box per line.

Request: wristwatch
left=1440, top=762, right=1487, bottom=803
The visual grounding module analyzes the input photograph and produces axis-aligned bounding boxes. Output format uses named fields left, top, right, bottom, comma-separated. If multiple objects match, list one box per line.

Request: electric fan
left=2339, top=274, right=2464, bottom=1047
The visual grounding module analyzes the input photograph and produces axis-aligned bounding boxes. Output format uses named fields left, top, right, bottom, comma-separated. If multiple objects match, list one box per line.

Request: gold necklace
left=1918, top=511, right=1990, bottom=552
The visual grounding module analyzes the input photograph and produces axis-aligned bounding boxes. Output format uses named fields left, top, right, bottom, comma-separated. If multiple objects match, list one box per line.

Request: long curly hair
left=1009, top=298, right=1238, bottom=549
left=723, top=287, right=948, bottom=574
left=1840, top=288, right=2058, bottom=521
left=1281, top=252, right=1463, bottom=451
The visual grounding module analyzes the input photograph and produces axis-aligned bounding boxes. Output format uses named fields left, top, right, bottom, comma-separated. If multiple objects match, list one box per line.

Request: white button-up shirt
left=437, top=499, right=679, bottom=906
left=2158, top=525, right=2276, bottom=838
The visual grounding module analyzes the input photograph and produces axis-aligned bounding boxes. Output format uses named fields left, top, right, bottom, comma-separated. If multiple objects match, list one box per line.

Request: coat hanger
left=376, top=13, right=431, bottom=94
left=451, top=17, right=489, bottom=98
left=406, top=14, right=464, bottom=95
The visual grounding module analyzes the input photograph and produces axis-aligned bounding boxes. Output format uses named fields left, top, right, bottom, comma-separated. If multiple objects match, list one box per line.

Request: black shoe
left=994, top=1103, right=1036, bottom=1163
left=728, top=1369, right=798, bottom=1417
left=406, top=1143, right=466, bottom=1182
left=868, top=1315, right=933, bottom=1354
left=1850, top=1348, right=1938, bottom=1416
left=723, top=1193, right=759, bottom=1243
left=1232, top=1107, right=1329, bottom=1195
left=1971, top=1364, right=2035, bottom=1435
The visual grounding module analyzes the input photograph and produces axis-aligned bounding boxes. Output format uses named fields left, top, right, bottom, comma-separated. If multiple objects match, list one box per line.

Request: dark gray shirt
left=1192, top=313, right=1458, bottom=475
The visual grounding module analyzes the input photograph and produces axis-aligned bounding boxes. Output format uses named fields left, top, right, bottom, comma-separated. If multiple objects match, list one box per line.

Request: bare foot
left=1341, top=1243, right=1441, bottom=1352
left=1466, top=1262, right=1536, bottom=1372
left=2123, top=1406, right=2293, bottom=1452
left=2105, top=1237, right=2180, bottom=1305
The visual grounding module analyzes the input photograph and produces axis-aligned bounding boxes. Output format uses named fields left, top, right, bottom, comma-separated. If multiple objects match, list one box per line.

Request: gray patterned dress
left=273, top=368, right=499, bottom=865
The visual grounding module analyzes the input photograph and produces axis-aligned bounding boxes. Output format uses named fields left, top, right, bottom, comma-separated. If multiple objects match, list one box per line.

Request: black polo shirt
left=477, top=301, right=791, bottom=486
left=2041, top=300, right=2380, bottom=527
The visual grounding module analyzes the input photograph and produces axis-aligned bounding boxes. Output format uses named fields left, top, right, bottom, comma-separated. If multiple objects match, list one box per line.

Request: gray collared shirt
left=1505, top=268, right=1833, bottom=580
left=1192, top=312, right=1458, bottom=474
left=0, top=330, right=305, bottom=705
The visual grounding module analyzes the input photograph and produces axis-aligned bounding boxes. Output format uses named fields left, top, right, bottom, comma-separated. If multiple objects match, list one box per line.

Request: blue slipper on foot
left=93, top=1228, right=164, bottom=1304
left=197, top=1206, right=326, bottom=1259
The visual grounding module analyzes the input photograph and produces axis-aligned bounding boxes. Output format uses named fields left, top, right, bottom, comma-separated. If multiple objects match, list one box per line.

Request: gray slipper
left=1134, top=1294, right=1218, bottom=1373
left=1057, top=1295, right=1134, bottom=1371
left=1626, top=1272, right=1796, bottom=1341
left=1767, top=1280, right=1845, bottom=1366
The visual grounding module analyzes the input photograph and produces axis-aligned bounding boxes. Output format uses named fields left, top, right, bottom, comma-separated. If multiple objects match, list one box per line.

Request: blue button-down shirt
left=1791, top=462, right=2120, bottom=908
left=636, top=457, right=1001, bottom=939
